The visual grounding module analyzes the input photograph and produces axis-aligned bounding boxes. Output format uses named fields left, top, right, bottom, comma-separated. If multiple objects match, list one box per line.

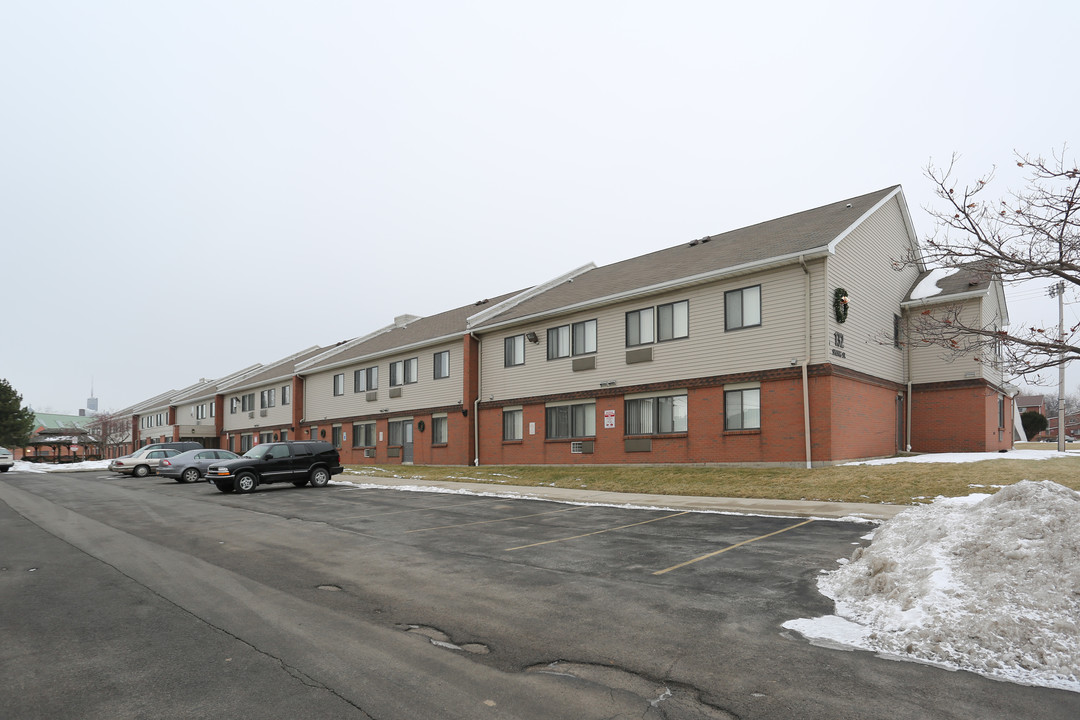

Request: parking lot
left=2, top=469, right=1076, bottom=720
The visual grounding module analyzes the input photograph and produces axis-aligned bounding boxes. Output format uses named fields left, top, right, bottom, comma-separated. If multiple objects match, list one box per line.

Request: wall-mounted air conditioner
left=364, top=448, right=376, bottom=458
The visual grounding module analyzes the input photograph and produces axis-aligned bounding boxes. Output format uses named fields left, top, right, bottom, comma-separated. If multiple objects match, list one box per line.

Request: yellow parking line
left=652, top=518, right=814, bottom=575
left=406, top=505, right=586, bottom=533
left=505, top=511, right=689, bottom=551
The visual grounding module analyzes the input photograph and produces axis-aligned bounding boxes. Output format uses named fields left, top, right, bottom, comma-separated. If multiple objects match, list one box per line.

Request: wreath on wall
left=833, top=288, right=850, bottom=324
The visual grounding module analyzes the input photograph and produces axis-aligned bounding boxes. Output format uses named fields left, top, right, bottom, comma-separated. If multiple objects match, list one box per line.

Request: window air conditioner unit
left=571, top=441, right=583, bottom=454
left=248, top=411, right=254, bottom=419
left=260, top=409, right=268, bottom=417
left=364, top=448, right=376, bottom=458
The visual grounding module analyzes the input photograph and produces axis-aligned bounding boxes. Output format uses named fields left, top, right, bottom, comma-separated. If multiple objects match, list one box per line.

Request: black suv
left=206, top=441, right=343, bottom=494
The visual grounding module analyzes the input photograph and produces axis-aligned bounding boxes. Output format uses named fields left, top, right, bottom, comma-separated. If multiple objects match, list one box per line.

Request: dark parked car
left=157, top=449, right=240, bottom=483
left=140, top=441, right=203, bottom=453
left=206, top=441, right=343, bottom=494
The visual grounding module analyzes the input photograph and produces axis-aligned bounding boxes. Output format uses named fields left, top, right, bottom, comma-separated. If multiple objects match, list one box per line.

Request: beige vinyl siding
left=481, top=265, right=813, bottom=402
left=304, top=340, right=463, bottom=422
left=980, top=285, right=1006, bottom=387
left=908, top=297, right=987, bottom=384
left=176, top=400, right=217, bottom=433
left=826, top=196, right=921, bottom=384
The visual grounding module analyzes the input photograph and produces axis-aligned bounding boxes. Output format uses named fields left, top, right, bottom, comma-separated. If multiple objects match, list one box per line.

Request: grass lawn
left=344, top=444, right=1080, bottom=506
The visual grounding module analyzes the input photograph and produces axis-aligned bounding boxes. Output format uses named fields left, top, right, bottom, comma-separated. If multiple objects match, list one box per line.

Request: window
left=431, top=416, right=447, bottom=444
left=626, top=394, right=687, bottom=435
left=333, top=373, right=345, bottom=396
left=331, top=425, right=342, bottom=448
left=999, top=395, right=1006, bottom=428
left=548, top=319, right=597, bottom=359
left=227, top=436, right=234, bottom=452
left=210, top=402, right=215, bottom=417
left=196, top=404, right=207, bottom=420
left=626, top=307, right=655, bottom=347
left=279, top=429, right=288, bottom=441
left=354, top=366, right=378, bottom=392
left=260, top=388, right=275, bottom=408
left=725, top=388, right=761, bottom=430
left=241, top=393, right=255, bottom=412
left=230, top=397, right=239, bottom=414
left=503, top=408, right=523, bottom=441
left=893, top=314, right=902, bottom=348
left=259, top=431, right=273, bottom=444
left=546, top=403, right=596, bottom=439
left=281, top=385, right=291, bottom=405
left=547, top=325, right=570, bottom=359
left=240, top=434, right=254, bottom=452
left=657, top=301, right=689, bottom=342
left=725, top=286, right=761, bottom=330
left=352, top=422, right=376, bottom=448
left=388, top=420, right=408, bottom=446
left=309, top=426, right=319, bottom=439
left=390, top=358, right=418, bottom=386
left=433, top=351, right=450, bottom=379
left=504, top=335, right=525, bottom=367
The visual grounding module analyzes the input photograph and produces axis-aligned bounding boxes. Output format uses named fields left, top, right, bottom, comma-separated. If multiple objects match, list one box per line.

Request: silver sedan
left=157, top=449, right=240, bottom=483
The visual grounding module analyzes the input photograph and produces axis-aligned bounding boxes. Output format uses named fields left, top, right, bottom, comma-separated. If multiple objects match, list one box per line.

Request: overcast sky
left=2, top=1, right=1077, bottom=414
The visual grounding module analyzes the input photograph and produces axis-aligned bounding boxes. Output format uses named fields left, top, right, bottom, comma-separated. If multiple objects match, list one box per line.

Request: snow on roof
left=908, top=267, right=960, bottom=300
left=784, top=480, right=1080, bottom=692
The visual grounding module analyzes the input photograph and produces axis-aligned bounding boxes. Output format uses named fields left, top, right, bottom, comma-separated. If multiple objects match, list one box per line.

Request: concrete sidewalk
left=336, top=473, right=910, bottom=521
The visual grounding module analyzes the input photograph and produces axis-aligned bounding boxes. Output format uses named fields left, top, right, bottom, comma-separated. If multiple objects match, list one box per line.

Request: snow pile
left=11, top=459, right=111, bottom=473
left=844, top=449, right=1076, bottom=466
left=785, top=481, right=1080, bottom=692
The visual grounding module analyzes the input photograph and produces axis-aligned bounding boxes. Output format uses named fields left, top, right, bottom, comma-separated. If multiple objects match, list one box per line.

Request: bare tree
left=908, top=149, right=1080, bottom=381
left=89, top=412, right=131, bottom=458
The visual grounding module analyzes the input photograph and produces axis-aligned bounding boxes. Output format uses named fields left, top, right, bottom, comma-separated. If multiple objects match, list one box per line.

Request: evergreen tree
left=1020, top=411, right=1049, bottom=441
left=0, top=379, right=36, bottom=447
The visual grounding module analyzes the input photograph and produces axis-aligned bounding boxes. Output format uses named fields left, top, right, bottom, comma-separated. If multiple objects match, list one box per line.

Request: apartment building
left=123, top=185, right=1015, bottom=466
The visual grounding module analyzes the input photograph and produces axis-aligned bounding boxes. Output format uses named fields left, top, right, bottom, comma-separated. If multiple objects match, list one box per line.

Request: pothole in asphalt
left=397, top=624, right=490, bottom=655
left=526, top=661, right=736, bottom=719
left=316, top=584, right=342, bottom=591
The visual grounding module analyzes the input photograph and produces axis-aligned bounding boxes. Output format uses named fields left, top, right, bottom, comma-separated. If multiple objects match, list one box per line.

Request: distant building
left=17, top=412, right=98, bottom=462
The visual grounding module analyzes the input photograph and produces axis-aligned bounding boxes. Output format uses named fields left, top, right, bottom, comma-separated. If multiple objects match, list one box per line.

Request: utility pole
left=1051, top=281, right=1066, bottom=451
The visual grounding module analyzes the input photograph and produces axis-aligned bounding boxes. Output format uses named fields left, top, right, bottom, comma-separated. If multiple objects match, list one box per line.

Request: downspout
left=470, top=332, right=481, bottom=466
left=905, top=313, right=913, bottom=452
left=799, top=256, right=812, bottom=469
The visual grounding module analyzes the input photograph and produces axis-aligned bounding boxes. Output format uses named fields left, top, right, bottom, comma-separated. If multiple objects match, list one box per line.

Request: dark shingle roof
left=299, top=290, right=527, bottom=372
left=470, top=186, right=901, bottom=327
left=903, top=264, right=995, bottom=304
left=219, top=347, right=330, bottom=392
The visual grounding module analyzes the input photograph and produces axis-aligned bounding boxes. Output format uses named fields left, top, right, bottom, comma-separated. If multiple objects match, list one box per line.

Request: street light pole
left=1057, top=281, right=1066, bottom=452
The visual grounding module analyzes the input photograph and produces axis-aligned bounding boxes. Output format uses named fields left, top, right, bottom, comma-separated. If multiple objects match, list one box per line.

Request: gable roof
left=217, top=346, right=331, bottom=394
left=902, top=266, right=995, bottom=304
left=468, top=186, right=902, bottom=330
left=298, top=290, right=527, bottom=374
left=33, top=412, right=95, bottom=432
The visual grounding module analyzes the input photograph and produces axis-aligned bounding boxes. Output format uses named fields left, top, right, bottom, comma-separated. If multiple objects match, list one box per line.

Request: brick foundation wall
left=910, top=382, right=1012, bottom=453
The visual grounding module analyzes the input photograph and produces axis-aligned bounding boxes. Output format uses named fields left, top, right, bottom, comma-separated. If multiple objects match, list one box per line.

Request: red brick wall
left=910, top=383, right=1011, bottom=453
left=826, top=375, right=904, bottom=460
left=480, top=378, right=828, bottom=465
